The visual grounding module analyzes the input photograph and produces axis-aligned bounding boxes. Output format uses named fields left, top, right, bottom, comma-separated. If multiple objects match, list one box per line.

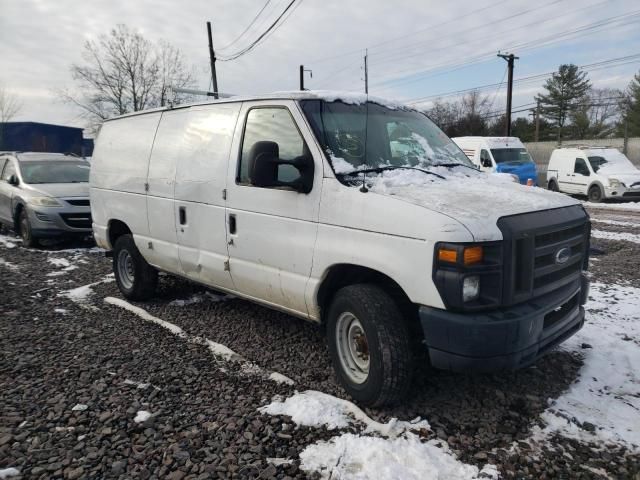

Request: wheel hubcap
left=336, top=312, right=370, bottom=384
left=117, top=250, right=135, bottom=290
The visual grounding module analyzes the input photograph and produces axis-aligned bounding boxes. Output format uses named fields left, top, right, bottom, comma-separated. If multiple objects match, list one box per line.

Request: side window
left=480, top=149, right=492, bottom=165
left=1, top=160, right=16, bottom=181
left=574, top=158, right=590, bottom=176
left=238, top=108, right=307, bottom=185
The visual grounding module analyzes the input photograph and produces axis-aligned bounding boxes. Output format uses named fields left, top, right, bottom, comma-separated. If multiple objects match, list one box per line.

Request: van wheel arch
left=317, top=264, right=421, bottom=338
left=587, top=182, right=605, bottom=202
left=547, top=179, right=559, bottom=191
left=108, top=219, right=132, bottom=248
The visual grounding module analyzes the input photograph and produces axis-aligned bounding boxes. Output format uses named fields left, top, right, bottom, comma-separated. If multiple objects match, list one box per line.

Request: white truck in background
left=452, top=136, right=538, bottom=185
left=90, top=91, right=590, bottom=406
left=546, top=146, right=640, bottom=202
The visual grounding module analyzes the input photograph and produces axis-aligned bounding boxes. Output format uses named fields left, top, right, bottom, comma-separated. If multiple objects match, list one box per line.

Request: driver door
left=571, top=157, right=591, bottom=194
left=0, top=159, right=18, bottom=223
left=224, top=102, right=323, bottom=317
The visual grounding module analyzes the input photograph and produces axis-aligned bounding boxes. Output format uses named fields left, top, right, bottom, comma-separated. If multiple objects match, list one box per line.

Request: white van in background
left=90, top=91, right=590, bottom=406
left=452, top=136, right=538, bottom=185
left=547, top=146, right=640, bottom=202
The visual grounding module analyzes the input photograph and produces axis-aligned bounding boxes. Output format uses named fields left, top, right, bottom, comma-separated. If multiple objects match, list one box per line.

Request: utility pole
left=299, top=65, right=312, bottom=91
left=535, top=100, right=540, bottom=142
left=497, top=52, right=519, bottom=137
left=206, top=22, right=219, bottom=99
left=364, top=49, right=369, bottom=94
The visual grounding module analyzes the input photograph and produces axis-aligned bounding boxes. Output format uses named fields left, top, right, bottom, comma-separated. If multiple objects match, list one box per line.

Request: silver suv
left=0, top=152, right=92, bottom=247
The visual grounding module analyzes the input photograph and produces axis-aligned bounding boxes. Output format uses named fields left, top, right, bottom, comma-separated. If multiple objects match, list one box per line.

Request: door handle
left=179, top=206, right=187, bottom=225
left=228, top=214, right=236, bottom=235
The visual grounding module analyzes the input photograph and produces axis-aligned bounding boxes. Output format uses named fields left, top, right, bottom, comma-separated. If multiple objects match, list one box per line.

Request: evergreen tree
left=622, top=71, right=640, bottom=137
left=535, top=64, right=590, bottom=142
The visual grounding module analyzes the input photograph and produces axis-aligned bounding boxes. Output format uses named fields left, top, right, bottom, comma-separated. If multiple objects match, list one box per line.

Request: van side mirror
left=8, top=174, right=19, bottom=186
left=481, top=158, right=492, bottom=168
left=248, top=141, right=314, bottom=194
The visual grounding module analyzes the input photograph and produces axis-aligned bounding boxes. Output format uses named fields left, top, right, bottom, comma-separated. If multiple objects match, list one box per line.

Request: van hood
left=605, top=172, right=640, bottom=187
left=24, top=182, right=90, bottom=198
left=367, top=167, right=579, bottom=241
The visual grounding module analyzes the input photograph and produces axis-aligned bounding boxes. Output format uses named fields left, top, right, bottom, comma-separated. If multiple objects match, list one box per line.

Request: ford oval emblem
left=554, top=247, right=571, bottom=265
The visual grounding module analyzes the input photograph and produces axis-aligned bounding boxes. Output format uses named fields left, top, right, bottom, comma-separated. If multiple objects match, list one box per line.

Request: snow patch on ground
left=0, top=234, right=18, bottom=249
left=530, top=282, right=640, bottom=450
left=123, top=379, right=151, bottom=389
left=591, top=218, right=640, bottom=228
left=266, top=458, right=294, bottom=466
left=269, top=372, right=295, bottom=385
left=0, top=258, right=18, bottom=270
left=71, top=404, right=88, bottom=411
left=0, top=468, right=20, bottom=479
left=591, top=229, right=640, bottom=244
left=583, top=201, right=640, bottom=211
left=54, top=308, right=67, bottom=314
left=260, top=390, right=497, bottom=480
left=48, top=257, right=71, bottom=267
left=134, top=410, right=152, bottom=423
left=59, top=275, right=114, bottom=304
left=168, top=291, right=230, bottom=306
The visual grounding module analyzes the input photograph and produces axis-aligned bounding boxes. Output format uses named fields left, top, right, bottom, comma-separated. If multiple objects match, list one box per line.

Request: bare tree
left=570, top=88, right=622, bottom=139
left=0, top=84, right=23, bottom=149
left=61, top=24, right=194, bottom=130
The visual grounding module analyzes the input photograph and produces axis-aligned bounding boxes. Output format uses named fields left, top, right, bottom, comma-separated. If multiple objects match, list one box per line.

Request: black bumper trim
left=420, top=274, right=588, bottom=372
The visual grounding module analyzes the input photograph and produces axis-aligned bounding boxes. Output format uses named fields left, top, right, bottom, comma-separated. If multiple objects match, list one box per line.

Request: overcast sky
left=1, top=0, right=639, bottom=134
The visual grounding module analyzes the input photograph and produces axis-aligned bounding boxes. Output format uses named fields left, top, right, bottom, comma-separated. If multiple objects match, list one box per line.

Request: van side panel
left=144, top=109, right=191, bottom=272
left=90, top=113, right=161, bottom=248
left=173, top=104, right=241, bottom=290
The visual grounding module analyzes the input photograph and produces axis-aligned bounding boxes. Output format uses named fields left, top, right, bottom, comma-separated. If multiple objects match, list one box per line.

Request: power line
left=217, top=0, right=272, bottom=52
left=218, top=0, right=302, bottom=61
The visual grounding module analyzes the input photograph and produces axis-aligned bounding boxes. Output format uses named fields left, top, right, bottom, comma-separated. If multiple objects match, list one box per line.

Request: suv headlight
left=433, top=242, right=503, bottom=311
left=28, top=196, right=62, bottom=207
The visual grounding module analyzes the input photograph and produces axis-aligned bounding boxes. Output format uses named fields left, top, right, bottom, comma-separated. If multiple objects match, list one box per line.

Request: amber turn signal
left=463, top=246, right=483, bottom=265
left=438, top=248, right=458, bottom=263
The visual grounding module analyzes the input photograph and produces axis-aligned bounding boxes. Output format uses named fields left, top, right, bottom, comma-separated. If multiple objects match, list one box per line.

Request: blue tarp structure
left=0, top=122, right=93, bottom=156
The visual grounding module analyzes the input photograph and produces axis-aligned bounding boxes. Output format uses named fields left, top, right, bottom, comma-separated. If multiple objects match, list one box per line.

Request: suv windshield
left=490, top=148, right=532, bottom=164
left=20, top=161, right=90, bottom=184
left=300, top=100, right=473, bottom=173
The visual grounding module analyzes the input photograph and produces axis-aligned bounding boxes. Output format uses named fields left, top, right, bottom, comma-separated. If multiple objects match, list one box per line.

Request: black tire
left=547, top=179, right=559, bottom=192
left=588, top=184, right=603, bottom=203
left=18, top=209, right=39, bottom=248
left=327, top=284, right=413, bottom=407
left=113, top=234, right=158, bottom=300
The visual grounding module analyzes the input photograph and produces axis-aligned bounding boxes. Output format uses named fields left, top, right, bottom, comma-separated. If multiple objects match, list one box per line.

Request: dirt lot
left=1, top=202, right=639, bottom=479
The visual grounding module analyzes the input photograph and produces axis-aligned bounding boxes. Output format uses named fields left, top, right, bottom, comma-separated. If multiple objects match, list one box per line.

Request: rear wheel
left=547, top=179, right=559, bottom=192
left=18, top=209, right=39, bottom=248
left=588, top=184, right=603, bottom=203
left=327, top=284, right=413, bottom=407
left=113, top=234, right=158, bottom=300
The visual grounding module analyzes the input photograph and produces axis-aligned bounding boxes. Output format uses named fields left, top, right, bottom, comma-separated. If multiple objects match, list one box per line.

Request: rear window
left=20, top=161, right=90, bottom=184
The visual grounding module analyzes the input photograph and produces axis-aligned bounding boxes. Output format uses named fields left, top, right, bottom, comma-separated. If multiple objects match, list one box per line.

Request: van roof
left=106, top=90, right=410, bottom=122
left=452, top=136, right=524, bottom=148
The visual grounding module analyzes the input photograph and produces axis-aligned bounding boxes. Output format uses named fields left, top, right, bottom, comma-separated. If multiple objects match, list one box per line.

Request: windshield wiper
left=337, top=165, right=446, bottom=180
left=431, top=162, right=478, bottom=171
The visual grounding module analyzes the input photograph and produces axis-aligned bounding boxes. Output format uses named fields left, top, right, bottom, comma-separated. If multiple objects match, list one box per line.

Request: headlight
left=462, top=276, right=480, bottom=302
left=609, top=179, right=625, bottom=188
left=28, top=196, right=62, bottom=207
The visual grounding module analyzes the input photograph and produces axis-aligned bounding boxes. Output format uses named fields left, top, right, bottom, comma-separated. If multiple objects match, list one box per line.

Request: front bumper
left=27, top=205, right=92, bottom=237
left=420, top=273, right=589, bottom=372
left=605, top=185, right=640, bottom=199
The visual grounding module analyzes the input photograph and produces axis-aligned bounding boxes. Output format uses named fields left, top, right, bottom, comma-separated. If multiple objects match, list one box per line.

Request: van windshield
left=300, top=100, right=473, bottom=174
left=490, top=148, right=532, bottom=164
left=19, top=161, right=90, bottom=184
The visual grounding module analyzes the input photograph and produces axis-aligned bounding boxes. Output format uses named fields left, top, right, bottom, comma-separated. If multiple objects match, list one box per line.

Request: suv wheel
left=588, top=185, right=603, bottom=203
left=548, top=180, right=559, bottom=192
left=18, top=209, right=39, bottom=248
left=327, top=284, right=413, bottom=407
left=113, top=234, right=158, bottom=300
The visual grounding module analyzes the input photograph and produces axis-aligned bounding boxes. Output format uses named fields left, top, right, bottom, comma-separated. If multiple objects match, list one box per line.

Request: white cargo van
left=452, top=136, right=538, bottom=185
left=547, top=146, right=640, bottom=202
left=91, top=92, right=590, bottom=406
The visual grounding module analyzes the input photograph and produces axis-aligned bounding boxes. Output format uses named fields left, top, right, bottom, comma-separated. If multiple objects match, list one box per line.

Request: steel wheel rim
left=336, top=312, right=370, bottom=384
left=117, top=250, right=135, bottom=290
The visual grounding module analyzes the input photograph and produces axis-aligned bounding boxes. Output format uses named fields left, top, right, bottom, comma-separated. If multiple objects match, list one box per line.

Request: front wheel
left=327, top=284, right=413, bottom=407
left=113, top=234, right=158, bottom=300
left=19, top=209, right=39, bottom=248
left=588, top=185, right=603, bottom=203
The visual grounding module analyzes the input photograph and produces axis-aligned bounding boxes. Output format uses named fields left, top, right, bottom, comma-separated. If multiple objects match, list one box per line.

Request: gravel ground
left=1, top=205, right=639, bottom=479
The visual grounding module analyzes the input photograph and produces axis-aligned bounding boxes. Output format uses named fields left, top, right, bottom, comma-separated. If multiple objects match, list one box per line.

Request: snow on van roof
left=105, top=90, right=410, bottom=122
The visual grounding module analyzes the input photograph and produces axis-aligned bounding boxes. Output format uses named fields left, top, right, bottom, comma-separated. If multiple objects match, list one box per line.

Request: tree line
left=423, top=64, right=640, bottom=142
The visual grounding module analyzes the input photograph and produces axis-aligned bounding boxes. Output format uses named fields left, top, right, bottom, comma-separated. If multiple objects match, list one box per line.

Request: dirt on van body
left=1, top=204, right=639, bottom=479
